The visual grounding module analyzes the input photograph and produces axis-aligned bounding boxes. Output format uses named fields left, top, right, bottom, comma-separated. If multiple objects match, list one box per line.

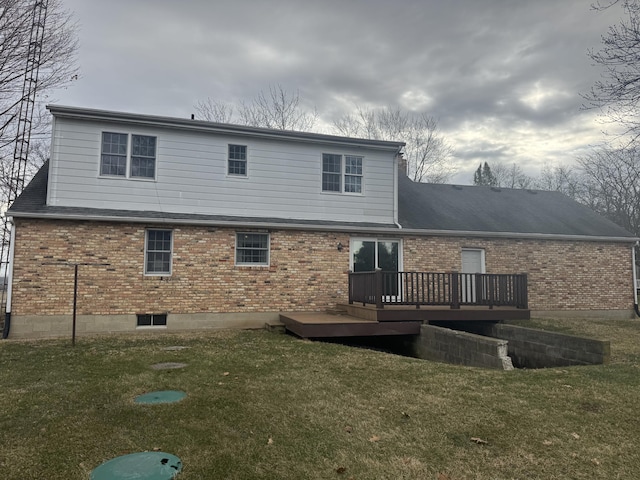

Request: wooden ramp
left=279, top=312, right=421, bottom=339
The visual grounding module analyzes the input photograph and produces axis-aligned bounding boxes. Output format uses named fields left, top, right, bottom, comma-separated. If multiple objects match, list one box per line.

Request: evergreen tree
left=473, top=162, right=497, bottom=186
left=473, top=163, right=483, bottom=185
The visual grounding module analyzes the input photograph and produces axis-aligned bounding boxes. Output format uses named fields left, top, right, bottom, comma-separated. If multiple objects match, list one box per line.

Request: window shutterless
left=322, top=153, right=363, bottom=193
left=236, top=233, right=269, bottom=266
left=228, top=144, right=247, bottom=176
left=100, top=132, right=157, bottom=179
left=145, top=229, right=172, bottom=275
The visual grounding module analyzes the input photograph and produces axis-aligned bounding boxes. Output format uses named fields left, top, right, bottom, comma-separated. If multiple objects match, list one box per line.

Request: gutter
left=2, top=218, right=16, bottom=339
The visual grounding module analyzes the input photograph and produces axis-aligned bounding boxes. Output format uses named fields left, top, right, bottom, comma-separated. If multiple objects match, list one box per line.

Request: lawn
left=1, top=318, right=640, bottom=479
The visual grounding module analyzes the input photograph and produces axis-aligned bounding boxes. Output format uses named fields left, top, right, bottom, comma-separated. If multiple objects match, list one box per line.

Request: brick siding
left=402, top=235, right=634, bottom=311
left=10, top=219, right=635, bottom=318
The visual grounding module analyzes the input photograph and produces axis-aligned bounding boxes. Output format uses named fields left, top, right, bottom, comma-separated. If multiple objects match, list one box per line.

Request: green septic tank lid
left=90, top=452, right=182, bottom=480
left=134, top=390, right=187, bottom=405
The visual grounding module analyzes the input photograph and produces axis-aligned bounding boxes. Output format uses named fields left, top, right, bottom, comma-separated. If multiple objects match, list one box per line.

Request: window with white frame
left=236, top=233, right=269, bottom=266
left=344, top=155, right=363, bottom=193
left=228, top=144, right=247, bottom=176
left=100, top=132, right=128, bottom=176
left=100, top=132, right=157, bottom=179
left=322, top=153, right=363, bottom=193
left=145, top=229, right=172, bottom=275
left=131, top=135, right=157, bottom=178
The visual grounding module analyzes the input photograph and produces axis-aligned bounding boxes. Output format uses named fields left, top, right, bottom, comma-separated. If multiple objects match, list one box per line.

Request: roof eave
left=10, top=211, right=638, bottom=242
left=9, top=211, right=402, bottom=234
left=397, top=227, right=639, bottom=243
left=46, top=105, right=406, bottom=151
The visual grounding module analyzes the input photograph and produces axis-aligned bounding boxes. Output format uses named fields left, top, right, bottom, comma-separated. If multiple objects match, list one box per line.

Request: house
left=3, top=105, right=638, bottom=339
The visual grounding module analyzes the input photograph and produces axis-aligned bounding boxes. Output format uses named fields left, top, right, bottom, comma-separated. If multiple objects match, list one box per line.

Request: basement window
left=137, top=313, right=167, bottom=327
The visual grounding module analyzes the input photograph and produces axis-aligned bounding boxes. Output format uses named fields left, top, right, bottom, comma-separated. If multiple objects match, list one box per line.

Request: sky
left=51, top=0, right=625, bottom=184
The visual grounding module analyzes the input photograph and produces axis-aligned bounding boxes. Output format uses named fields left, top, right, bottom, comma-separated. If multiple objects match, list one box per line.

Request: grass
left=1, top=319, right=640, bottom=479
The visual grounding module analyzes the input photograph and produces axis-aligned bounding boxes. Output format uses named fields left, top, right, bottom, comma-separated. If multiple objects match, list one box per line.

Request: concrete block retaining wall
left=460, top=323, right=610, bottom=368
left=411, top=324, right=514, bottom=370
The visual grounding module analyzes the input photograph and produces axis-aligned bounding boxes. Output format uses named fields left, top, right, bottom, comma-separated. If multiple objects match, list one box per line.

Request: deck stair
left=279, top=310, right=421, bottom=339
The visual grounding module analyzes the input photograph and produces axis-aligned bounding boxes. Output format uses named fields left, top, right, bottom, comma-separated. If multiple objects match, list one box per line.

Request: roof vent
left=526, top=189, right=538, bottom=194
left=452, top=185, right=463, bottom=190
left=490, top=187, right=501, bottom=192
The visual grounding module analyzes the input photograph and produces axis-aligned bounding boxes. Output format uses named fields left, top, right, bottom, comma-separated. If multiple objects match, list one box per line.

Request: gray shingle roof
left=9, top=163, right=638, bottom=240
left=8, top=163, right=397, bottom=230
left=397, top=173, right=636, bottom=238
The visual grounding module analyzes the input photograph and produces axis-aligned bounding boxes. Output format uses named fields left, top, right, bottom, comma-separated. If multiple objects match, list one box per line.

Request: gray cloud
left=56, top=0, right=622, bottom=183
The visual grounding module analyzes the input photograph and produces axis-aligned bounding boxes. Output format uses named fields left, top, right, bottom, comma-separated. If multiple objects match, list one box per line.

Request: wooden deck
left=341, top=303, right=531, bottom=322
left=280, top=304, right=529, bottom=339
left=279, top=312, right=422, bottom=338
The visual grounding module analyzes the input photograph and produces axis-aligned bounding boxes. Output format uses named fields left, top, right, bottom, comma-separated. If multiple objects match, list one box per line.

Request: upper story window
left=100, top=132, right=157, bottom=180
left=344, top=155, right=363, bottom=193
left=236, top=233, right=269, bottom=266
left=131, top=135, right=156, bottom=178
left=145, top=229, right=172, bottom=275
left=322, top=153, right=363, bottom=194
left=100, top=132, right=128, bottom=176
left=228, top=144, right=247, bottom=176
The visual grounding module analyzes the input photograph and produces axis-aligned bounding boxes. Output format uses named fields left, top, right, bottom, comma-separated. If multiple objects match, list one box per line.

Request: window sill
left=98, top=174, right=157, bottom=182
left=136, top=325, right=168, bottom=330
left=320, top=190, right=364, bottom=196
left=235, top=265, right=272, bottom=271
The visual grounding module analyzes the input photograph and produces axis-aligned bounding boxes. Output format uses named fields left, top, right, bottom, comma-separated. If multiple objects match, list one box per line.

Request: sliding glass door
left=351, top=238, right=401, bottom=297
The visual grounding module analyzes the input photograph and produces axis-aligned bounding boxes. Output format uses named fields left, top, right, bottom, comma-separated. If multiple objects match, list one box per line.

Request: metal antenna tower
left=1, top=0, right=49, bottom=336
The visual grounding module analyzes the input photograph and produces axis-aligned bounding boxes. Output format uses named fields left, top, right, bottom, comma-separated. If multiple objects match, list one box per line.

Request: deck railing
left=348, top=270, right=528, bottom=309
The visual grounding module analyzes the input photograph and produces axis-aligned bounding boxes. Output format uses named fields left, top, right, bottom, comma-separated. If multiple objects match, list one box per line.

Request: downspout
left=633, top=242, right=639, bottom=318
left=393, top=148, right=403, bottom=230
left=2, top=218, right=16, bottom=339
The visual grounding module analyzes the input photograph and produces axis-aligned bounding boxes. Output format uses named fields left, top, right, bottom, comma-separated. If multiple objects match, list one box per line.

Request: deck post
left=519, top=272, right=529, bottom=309
left=450, top=271, right=460, bottom=309
left=488, top=274, right=494, bottom=309
left=348, top=270, right=353, bottom=305
left=375, top=268, right=384, bottom=309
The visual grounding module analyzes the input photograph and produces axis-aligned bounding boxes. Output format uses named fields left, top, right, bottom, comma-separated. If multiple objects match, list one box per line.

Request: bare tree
left=0, top=0, right=78, bottom=207
left=533, top=164, right=582, bottom=199
left=194, top=98, right=234, bottom=123
left=333, top=106, right=454, bottom=183
left=576, top=146, right=640, bottom=235
left=195, top=84, right=317, bottom=131
left=583, top=0, right=640, bottom=141
left=491, top=162, right=533, bottom=189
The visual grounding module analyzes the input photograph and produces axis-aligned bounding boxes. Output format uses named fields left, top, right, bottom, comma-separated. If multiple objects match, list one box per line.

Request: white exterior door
left=461, top=249, right=485, bottom=303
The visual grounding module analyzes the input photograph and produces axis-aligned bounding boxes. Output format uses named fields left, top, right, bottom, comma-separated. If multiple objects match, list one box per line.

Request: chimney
left=396, top=152, right=408, bottom=176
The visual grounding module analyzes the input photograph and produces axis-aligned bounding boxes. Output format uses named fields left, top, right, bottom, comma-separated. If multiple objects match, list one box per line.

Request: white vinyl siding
left=49, top=117, right=396, bottom=224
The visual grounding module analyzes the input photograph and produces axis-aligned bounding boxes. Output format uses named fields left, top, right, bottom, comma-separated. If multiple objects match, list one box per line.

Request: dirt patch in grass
left=1, top=323, right=640, bottom=479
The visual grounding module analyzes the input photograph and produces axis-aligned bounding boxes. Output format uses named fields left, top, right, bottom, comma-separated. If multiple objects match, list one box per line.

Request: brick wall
left=10, top=219, right=635, bottom=320
left=12, top=219, right=351, bottom=316
left=402, top=235, right=634, bottom=311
